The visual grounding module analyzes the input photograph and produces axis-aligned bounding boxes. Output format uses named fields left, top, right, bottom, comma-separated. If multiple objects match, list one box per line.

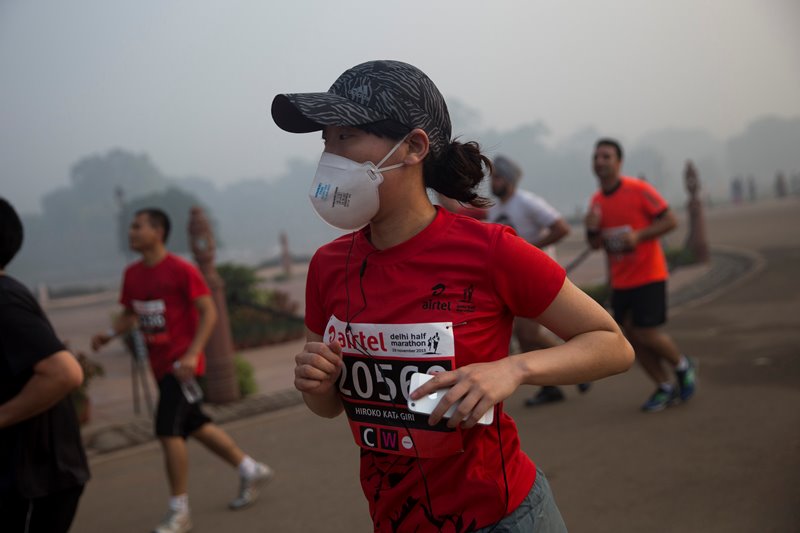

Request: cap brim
left=271, top=93, right=391, bottom=133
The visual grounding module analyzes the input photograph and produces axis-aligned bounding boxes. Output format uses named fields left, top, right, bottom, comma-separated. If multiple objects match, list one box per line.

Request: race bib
left=325, top=315, right=463, bottom=458
left=602, top=225, right=633, bottom=255
left=132, top=299, right=170, bottom=344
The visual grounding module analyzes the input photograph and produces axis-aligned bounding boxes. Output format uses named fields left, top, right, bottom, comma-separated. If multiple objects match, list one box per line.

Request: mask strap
left=375, top=134, right=409, bottom=171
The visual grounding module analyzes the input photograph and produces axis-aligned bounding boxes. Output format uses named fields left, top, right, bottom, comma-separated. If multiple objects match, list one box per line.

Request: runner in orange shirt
left=586, top=139, right=696, bottom=412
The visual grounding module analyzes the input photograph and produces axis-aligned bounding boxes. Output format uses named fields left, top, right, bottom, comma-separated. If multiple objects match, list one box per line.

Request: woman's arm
left=410, top=279, right=633, bottom=428
left=514, top=278, right=633, bottom=384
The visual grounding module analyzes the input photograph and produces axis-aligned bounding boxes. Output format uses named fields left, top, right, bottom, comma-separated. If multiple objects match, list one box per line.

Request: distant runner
left=92, top=208, right=271, bottom=533
left=586, top=139, right=697, bottom=412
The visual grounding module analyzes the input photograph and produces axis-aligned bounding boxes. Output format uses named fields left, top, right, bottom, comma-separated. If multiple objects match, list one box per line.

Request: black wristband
left=586, top=229, right=600, bottom=239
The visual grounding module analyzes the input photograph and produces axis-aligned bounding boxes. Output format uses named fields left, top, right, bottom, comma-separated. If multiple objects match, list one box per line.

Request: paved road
left=71, top=198, right=800, bottom=532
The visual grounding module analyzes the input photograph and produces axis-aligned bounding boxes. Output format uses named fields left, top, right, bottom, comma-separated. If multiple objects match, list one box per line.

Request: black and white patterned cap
left=271, top=60, right=452, bottom=156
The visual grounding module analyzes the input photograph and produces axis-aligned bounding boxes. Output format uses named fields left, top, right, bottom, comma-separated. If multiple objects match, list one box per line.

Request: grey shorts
left=475, top=468, right=567, bottom=533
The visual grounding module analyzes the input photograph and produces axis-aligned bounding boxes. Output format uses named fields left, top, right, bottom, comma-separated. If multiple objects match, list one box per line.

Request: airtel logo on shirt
left=422, top=283, right=477, bottom=313
left=423, top=283, right=451, bottom=311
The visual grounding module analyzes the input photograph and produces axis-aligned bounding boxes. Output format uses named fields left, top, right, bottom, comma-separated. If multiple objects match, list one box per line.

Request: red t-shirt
left=589, top=177, right=670, bottom=289
left=305, top=207, right=566, bottom=532
left=120, top=254, right=210, bottom=380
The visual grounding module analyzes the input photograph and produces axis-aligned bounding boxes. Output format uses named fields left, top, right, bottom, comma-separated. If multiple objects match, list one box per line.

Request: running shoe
left=524, top=386, right=565, bottom=407
left=676, top=358, right=697, bottom=402
left=153, top=508, right=191, bottom=533
left=641, top=387, right=678, bottom=412
left=229, top=462, right=273, bottom=510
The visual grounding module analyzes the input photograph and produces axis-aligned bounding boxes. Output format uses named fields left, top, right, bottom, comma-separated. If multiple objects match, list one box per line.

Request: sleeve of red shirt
left=489, top=226, right=566, bottom=319
left=304, top=251, right=325, bottom=336
left=638, top=180, right=669, bottom=218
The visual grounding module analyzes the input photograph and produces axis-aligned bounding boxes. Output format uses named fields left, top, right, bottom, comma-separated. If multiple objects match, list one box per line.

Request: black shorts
left=155, top=374, right=212, bottom=438
left=611, top=281, right=667, bottom=328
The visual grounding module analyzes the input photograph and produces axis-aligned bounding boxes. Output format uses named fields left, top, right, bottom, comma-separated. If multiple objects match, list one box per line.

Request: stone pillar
left=731, top=176, right=743, bottom=204
left=280, top=231, right=292, bottom=278
left=747, top=175, right=757, bottom=203
left=188, top=206, right=240, bottom=403
left=684, top=161, right=710, bottom=263
left=775, top=172, right=788, bottom=198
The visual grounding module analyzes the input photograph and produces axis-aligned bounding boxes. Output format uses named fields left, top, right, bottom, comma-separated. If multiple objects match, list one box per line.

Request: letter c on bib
left=361, top=426, right=376, bottom=448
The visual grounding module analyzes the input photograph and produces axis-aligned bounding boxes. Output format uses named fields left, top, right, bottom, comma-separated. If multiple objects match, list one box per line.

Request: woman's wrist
left=508, top=352, right=533, bottom=387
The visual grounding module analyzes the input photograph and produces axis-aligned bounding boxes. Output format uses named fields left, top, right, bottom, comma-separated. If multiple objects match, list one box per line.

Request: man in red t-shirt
left=92, top=209, right=271, bottom=533
left=586, top=139, right=697, bottom=412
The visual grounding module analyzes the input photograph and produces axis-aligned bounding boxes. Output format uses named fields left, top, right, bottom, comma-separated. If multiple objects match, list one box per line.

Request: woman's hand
left=294, top=340, right=344, bottom=396
left=410, top=357, right=523, bottom=429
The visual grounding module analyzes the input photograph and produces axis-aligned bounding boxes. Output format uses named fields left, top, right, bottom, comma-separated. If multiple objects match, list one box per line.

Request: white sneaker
left=229, top=462, right=273, bottom=510
left=153, top=507, right=192, bottom=533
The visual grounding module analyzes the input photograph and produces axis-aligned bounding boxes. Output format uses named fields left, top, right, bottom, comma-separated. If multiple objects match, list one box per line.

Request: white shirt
left=488, top=189, right=562, bottom=258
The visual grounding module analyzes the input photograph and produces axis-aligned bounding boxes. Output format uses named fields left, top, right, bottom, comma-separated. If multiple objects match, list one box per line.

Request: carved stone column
left=188, top=206, right=240, bottom=403
left=684, top=161, right=710, bottom=263
left=747, top=175, right=757, bottom=203
left=775, top=172, right=788, bottom=198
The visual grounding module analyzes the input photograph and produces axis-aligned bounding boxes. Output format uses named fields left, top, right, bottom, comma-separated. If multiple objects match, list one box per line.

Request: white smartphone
left=407, top=372, right=494, bottom=425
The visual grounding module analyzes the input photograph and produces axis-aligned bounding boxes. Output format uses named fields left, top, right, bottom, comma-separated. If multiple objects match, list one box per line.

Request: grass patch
left=234, top=356, right=258, bottom=397
left=665, top=247, right=698, bottom=271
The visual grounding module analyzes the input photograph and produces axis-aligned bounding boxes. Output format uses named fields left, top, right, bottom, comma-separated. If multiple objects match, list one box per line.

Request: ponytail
left=424, top=139, right=493, bottom=208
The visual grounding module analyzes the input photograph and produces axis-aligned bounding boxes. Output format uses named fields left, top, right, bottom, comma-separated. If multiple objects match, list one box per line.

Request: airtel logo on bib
left=327, top=324, right=388, bottom=353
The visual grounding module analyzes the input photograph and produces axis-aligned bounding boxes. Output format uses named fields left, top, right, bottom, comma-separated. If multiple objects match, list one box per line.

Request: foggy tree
left=10, top=149, right=178, bottom=288
left=70, top=149, right=166, bottom=193
left=41, top=149, right=168, bottom=223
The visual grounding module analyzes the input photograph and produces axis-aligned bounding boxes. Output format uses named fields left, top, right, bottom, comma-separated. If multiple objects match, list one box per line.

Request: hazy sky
left=2, top=0, right=798, bottom=213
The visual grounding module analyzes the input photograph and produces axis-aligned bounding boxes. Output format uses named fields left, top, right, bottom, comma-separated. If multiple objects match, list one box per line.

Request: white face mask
left=308, top=137, right=406, bottom=231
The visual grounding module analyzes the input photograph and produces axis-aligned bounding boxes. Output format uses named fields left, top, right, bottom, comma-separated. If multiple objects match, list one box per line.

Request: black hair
left=0, top=197, right=23, bottom=269
left=356, top=120, right=493, bottom=208
left=595, top=138, right=624, bottom=161
left=135, top=208, right=171, bottom=243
